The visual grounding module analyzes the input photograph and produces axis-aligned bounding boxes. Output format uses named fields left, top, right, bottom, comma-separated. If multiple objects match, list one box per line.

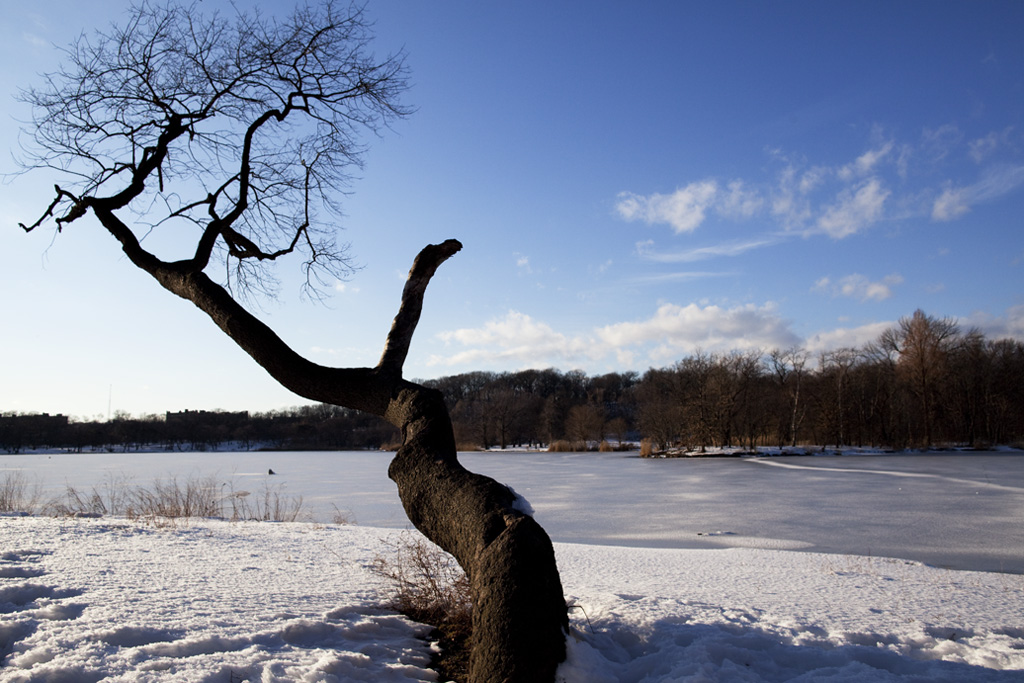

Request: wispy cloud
left=838, top=142, right=893, bottom=180
left=813, top=273, right=903, bottom=302
left=920, top=124, right=963, bottom=162
left=626, top=271, right=735, bottom=285
left=968, top=127, right=1014, bottom=163
left=932, top=163, right=1024, bottom=221
left=22, top=32, right=48, bottom=48
left=636, top=237, right=779, bottom=263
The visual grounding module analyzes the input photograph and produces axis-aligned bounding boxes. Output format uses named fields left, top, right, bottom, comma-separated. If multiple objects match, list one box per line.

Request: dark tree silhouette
left=17, top=2, right=567, bottom=680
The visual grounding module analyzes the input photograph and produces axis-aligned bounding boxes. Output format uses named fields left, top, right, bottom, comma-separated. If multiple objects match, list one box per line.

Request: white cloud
left=620, top=136, right=1019, bottom=241
left=431, top=311, right=597, bottom=368
left=963, top=304, right=1024, bottom=342
left=799, top=167, right=829, bottom=194
left=814, top=273, right=903, bottom=302
left=838, top=142, right=893, bottom=181
left=804, top=321, right=894, bottom=355
left=616, top=180, right=718, bottom=233
left=596, top=302, right=799, bottom=360
left=514, top=253, right=533, bottom=274
left=932, top=185, right=970, bottom=221
left=430, top=303, right=801, bottom=370
left=816, top=178, right=889, bottom=238
left=717, top=180, right=764, bottom=218
left=772, top=166, right=815, bottom=229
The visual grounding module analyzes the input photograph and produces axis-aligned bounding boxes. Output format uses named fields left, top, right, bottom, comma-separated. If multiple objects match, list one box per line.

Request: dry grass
left=371, top=531, right=472, bottom=683
left=42, top=474, right=305, bottom=523
left=222, top=481, right=305, bottom=522
left=639, top=438, right=654, bottom=457
left=0, top=471, right=43, bottom=515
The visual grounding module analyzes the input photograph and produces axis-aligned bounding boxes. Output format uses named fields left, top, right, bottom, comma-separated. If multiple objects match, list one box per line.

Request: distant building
left=0, top=412, right=69, bottom=429
left=0, top=413, right=70, bottom=451
left=165, top=409, right=249, bottom=427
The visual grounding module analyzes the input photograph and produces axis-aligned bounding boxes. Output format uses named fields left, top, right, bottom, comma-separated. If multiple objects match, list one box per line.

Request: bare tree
left=564, top=403, right=606, bottom=450
left=816, top=347, right=859, bottom=448
left=17, top=2, right=567, bottom=680
left=769, top=347, right=808, bottom=448
left=879, top=309, right=965, bottom=447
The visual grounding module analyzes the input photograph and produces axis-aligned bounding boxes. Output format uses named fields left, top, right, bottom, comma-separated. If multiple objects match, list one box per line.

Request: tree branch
left=378, top=239, right=463, bottom=375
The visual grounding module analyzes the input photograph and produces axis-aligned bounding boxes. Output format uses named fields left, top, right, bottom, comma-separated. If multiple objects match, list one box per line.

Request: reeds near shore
left=0, top=470, right=304, bottom=523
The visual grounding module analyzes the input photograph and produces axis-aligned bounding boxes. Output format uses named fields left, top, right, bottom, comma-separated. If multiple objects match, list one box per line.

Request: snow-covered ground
left=2, top=515, right=1022, bottom=682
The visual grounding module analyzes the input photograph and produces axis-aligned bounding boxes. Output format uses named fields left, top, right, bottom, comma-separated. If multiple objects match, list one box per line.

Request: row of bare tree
left=6, top=310, right=1021, bottom=454
left=431, top=310, right=1024, bottom=452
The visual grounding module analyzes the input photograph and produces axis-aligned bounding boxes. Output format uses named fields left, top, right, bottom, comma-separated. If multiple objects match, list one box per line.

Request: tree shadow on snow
left=566, top=616, right=1021, bottom=683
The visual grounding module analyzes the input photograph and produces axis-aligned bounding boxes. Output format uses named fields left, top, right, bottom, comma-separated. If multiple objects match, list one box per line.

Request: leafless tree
left=879, top=309, right=967, bottom=447
left=817, top=347, right=859, bottom=448
left=564, top=403, right=606, bottom=449
left=769, top=347, right=808, bottom=448
left=17, top=2, right=567, bottom=680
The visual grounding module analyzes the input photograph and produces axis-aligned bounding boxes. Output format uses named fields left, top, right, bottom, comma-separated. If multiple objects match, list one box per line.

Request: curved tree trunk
left=386, top=383, right=568, bottom=682
left=100, top=227, right=568, bottom=681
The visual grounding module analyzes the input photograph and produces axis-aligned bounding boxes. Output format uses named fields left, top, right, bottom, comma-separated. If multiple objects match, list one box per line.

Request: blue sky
left=2, top=1, right=1023, bottom=419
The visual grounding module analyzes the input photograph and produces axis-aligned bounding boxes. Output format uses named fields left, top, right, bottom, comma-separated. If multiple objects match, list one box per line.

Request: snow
left=2, top=516, right=1022, bottom=682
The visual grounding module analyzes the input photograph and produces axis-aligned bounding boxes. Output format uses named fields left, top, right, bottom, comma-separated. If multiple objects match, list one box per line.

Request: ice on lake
left=4, top=449, right=1022, bottom=573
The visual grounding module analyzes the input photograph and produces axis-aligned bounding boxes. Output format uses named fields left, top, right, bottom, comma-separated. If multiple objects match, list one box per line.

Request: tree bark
left=385, top=384, right=568, bottom=682
left=103, top=228, right=569, bottom=681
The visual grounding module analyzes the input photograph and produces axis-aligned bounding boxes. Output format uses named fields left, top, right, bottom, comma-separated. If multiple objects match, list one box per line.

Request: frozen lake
left=4, top=449, right=1023, bottom=573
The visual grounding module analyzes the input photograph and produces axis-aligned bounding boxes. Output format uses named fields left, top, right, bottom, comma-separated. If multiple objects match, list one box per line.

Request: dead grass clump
left=44, top=474, right=305, bottom=523
left=598, top=440, right=614, bottom=452
left=371, top=532, right=472, bottom=683
left=639, top=438, right=654, bottom=457
left=130, top=475, right=222, bottom=520
left=0, top=471, right=42, bottom=515
left=547, top=440, right=573, bottom=452
left=223, top=482, right=305, bottom=522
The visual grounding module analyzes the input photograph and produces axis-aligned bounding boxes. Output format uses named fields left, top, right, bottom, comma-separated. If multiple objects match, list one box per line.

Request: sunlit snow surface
left=2, top=516, right=1022, bottom=682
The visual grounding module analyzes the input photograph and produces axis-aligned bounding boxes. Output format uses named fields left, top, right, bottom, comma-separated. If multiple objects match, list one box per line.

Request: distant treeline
left=3, top=310, right=1023, bottom=454
left=0, top=406, right=399, bottom=454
